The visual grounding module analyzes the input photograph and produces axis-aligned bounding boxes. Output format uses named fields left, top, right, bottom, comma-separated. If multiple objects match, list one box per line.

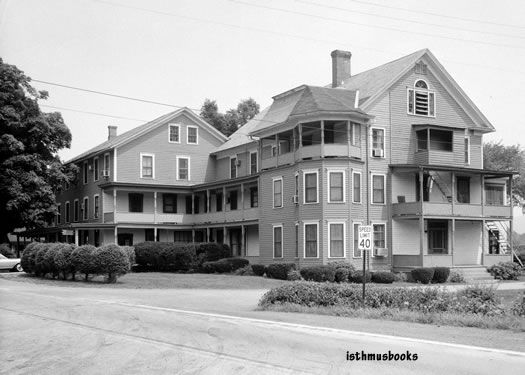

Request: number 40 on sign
left=358, top=225, right=373, bottom=251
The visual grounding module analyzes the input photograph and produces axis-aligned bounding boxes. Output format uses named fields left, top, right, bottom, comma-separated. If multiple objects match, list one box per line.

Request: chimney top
left=331, top=49, right=352, bottom=88
left=108, top=125, right=118, bottom=140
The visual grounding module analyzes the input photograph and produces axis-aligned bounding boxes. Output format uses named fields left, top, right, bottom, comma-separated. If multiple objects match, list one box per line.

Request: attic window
left=415, top=62, right=428, bottom=75
left=408, top=80, right=435, bottom=117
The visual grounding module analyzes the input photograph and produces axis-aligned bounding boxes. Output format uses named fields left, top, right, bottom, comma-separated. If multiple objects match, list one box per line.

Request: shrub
left=455, top=285, right=502, bottom=315
left=487, top=262, right=521, bottom=280
left=432, top=267, right=450, bottom=283
left=287, top=270, right=302, bottom=281
left=53, top=243, right=77, bottom=280
left=349, top=270, right=371, bottom=283
left=334, top=268, right=350, bottom=283
left=0, top=243, right=15, bottom=258
left=371, top=272, right=396, bottom=284
left=266, top=263, right=296, bottom=280
left=121, top=246, right=136, bottom=267
left=510, top=293, right=525, bottom=317
left=71, top=245, right=98, bottom=280
left=393, top=272, right=407, bottom=282
left=234, top=265, right=255, bottom=276
left=134, top=242, right=168, bottom=270
left=411, top=267, right=435, bottom=284
left=196, top=243, right=231, bottom=264
left=202, top=257, right=249, bottom=273
left=251, top=264, right=267, bottom=277
left=448, top=270, right=465, bottom=283
left=300, top=265, right=336, bottom=282
left=160, top=244, right=197, bottom=271
left=34, top=243, right=51, bottom=277
left=21, top=242, right=40, bottom=274
left=95, top=244, right=130, bottom=283
left=328, top=261, right=356, bottom=273
left=42, top=243, right=61, bottom=278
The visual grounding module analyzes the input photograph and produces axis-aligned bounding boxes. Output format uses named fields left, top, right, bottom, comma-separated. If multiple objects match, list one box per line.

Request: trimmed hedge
left=300, top=265, right=336, bottom=282
left=371, top=271, right=396, bottom=284
left=21, top=242, right=40, bottom=274
left=349, top=270, right=372, bottom=283
left=196, top=243, right=231, bottom=263
left=251, top=264, right=267, bottom=276
left=71, top=245, right=98, bottom=280
left=53, top=243, right=77, bottom=280
left=487, top=262, right=521, bottom=280
left=334, top=268, right=350, bottom=283
left=202, top=257, right=249, bottom=273
left=432, top=267, right=450, bottom=284
left=266, top=263, right=296, bottom=280
left=287, top=270, right=302, bottom=281
left=411, top=267, right=435, bottom=284
left=95, top=244, right=131, bottom=283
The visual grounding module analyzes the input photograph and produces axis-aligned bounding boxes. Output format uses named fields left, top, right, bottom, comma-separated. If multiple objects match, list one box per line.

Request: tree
left=483, top=141, right=525, bottom=205
left=0, top=58, right=76, bottom=243
left=199, top=97, right=260, bottom=137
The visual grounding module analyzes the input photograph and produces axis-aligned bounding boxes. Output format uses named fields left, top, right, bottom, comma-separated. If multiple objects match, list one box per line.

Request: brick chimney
left=108, top=125, right=117, bottom=140
left=331, top=50, right=352, bottom=88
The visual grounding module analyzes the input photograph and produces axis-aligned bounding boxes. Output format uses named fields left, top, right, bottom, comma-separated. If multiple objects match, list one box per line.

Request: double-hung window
left=73, top=199, right=79, bottom=222
left=371, top=174, right=386, bottom=204
left=250, top=187, right=258, bottom=208
left=273, top=225, right=283, bottom=258
left=304, top=222, right=318, bottom=258
left=82, top=197, right=89, bottom=220
left=250, top=152, right=257, bottom=174
left=371, top=128, right=385, bottom=158
left=328, top=222, right=345, bottom=258
left=65, top=202, right=70, bottom=223
left=407, top=79, right=435, bottom=117
left=83, top=161, right=88, bottom=184
left=328, top=171, right=344, bottom=203
left=169, top=124, right=180, bottom=143
left=230, top=157, right=237, bottom=179
left=303, top=170, right=318, bottom=204
left=273, top=177, right=283, bottom=208
left=163, top=194, right=177, bottom=213
left=103, top=153, right=110, bottom=177
left=187, top=126, right=198, bottom=144
left=93, top=195, right=99, bottom=219
left=352, top=171, right=361, bottom=203
left=140, top=153, right=154, bottom=179
left=129, top=193, right=143, bottom=213
left=177, top=156, right=190, bottom=180
left=93, top=157, right=99, bottom=182
left=464, top=136, right=470, bottom=165
left=373, top=224, right=386, bottom=251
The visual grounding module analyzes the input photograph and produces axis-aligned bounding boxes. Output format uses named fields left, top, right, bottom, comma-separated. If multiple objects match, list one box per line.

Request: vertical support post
left=509, top=175, right=514, bottom=257
left=481, top=175, right=485, bottom=217
left=191, top=192, right=195, bottom=214
left=320, top=120, right=325, bottom=158
left=223, top=226, right=227, bottom=246
left=154, top=227, right=158, bottom=242
left=241, top=225, right=246, bottom=256
left=451, top=219, right=455, bottom=266
left=419, top=168, right=424, bottom=266
left=347, top=120, right=351, bottom=157
left=451, top=172, right=456, bottom=214
left=192, top=229, right=195, bottom=244
left=223, top=186, right=226, bottom=212
left=153, top=191, right=157, bottom=223
left=206, top=227, right=210, bottom=243
left=481, top=219, right=486, bottom=265
left=275, top=134, right=279, bottom=167
left=241, top=183, right=245, bottom=211
left=114, top=226, right=118, bottom=244
left=113, top=189, right=117, bottom=221
left=207, top=189, right=211, bottom=213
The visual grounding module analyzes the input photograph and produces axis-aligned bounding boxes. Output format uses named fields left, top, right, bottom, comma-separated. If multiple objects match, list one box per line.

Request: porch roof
left=389, top=164, right=517, bottom=177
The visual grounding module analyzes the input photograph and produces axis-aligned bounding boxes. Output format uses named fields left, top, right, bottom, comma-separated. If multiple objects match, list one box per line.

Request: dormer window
left=408, top=79, right=435, bottom=117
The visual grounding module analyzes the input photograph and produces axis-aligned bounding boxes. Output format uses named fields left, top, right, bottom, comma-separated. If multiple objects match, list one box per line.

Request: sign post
left=358, top=225, right=373, bottom=306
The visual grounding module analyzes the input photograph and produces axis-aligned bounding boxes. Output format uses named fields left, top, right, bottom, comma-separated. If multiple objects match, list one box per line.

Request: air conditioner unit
left=372, top=148, right=384, bottom=157
left=374, top=248, right=388, bottom=257
left=102, top=170, right=110, bottom=178
left=292, top=195, right=299, bottom=204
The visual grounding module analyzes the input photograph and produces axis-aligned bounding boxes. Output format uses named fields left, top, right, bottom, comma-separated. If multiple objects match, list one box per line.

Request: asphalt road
left=1, top=279, right=524, bottom=374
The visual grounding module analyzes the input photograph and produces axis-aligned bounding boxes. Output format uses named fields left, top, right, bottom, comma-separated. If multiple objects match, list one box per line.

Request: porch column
left=74, top=229, right=79, bottom=246
left=113, top=190, right=117, bottom=221
left=241, top=183, right=245, bottom=211
left=154, top=227, right=158, bottom=242
left=320, top=120, right=325, bottom=158
left=207, top=189, right=211, bottom=213
left=206, top=227, right=210, bottom=242
left=275, top=134, right=279, bottom=167
left=114, top=226, right=118, bottom=244
left=347, top=120, right=351, bottom=157
left=509, top=176, right=514, bottom=256
left=451, top=172, right=455, bottom=215
left=153, top=191, right=157, bottom=223
left=299, top=124, right=303, bottom=147
left=241, top=224, right=246, bottom=256
left=481, top=175, right=485, bottom=217
left=419, top=169, right=425, bottom=266
left=191, top=192, right=195, bottom=214
left=481, top=219, right=486, bottom=265
left=223, top=226, right=227, bottom=246
left=192, top=229, right=195, bottom=244
left=451, top=219, right=455, bottom=265
left=223, top=186, right=226, bottom=211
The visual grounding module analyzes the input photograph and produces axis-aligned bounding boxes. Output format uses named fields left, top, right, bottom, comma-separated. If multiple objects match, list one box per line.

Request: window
left=65, top=201, right=70, bottom=223
left=229, top=190, right=238, bottom=210
left=273, top=225, right=283, bottom=258
left=216, top=190, right=223, bottom=212
left=328, top=171, right=344, bottom=203
left=140, top=153, right=154, bottom=178
left=416, top=129, right=428, bottom=151
left=303, top=171, right=318, bottom=204
left=456, top=176, right=470, bottom=204
left=163, top=194, right=177, bottom=213
left=83, top=161, right=88, bottom=184
left=169, top=124, right=180, bottom=143
left=294, top=172, right=299, bottom=198
left=250, top=187, right=258, bottom=208
left=416, top=129, right=452, bottom=152
left=304, top=222, right=318, bottom=258
left=145, top=229, right=155, bottom=242
left=103, top=153, right=110, bottom=177
left=177, top=156, right=190, bottom=180
left=273, top=177, right=283, bottom=208
left=428, top=220, right=448, bottom=254
left=250, top=152, right=257, bottom=174
left=187, top=126, right=198, bottom=144
left=351, top=122, right=361, bottom=146
left=295, top=224, right=299, bottom=258
left=73, top=199, right=79, bottom=222
left=82, top=197, right=89, bottom=220
left=128, top=193, right=143, bottom=213
left=371, top=128, right=385, bottom=157
left=464, top=136, right=470, bottom=164
left=328, top=222, right=345, bottom=258
left=93, top=157, right=99, bottom=181
left=408, top=79, right=435, bottom=117
left=485, top=184, right=505, bottom=205
left=488, top=230, right=500, bottom=254
left=230, top=157, right=237, bottom=179
left=414, top=61, right=428, bottom=74
left=94, top=195, right=99, bottom=219
left=174, top=230, right=192, bottom=243
left=185, top=195, right=193, bottom=213
left=193, top=196, right=200, bottom=214
left=373, top=224, right=386, bottom=250
left=353, top=223, right=362, bottom=258
left=352, top=171, right=361, bottom=203
left=57, top=204, right=61, bottom=225
left=372, top=174, right=386, bottom=204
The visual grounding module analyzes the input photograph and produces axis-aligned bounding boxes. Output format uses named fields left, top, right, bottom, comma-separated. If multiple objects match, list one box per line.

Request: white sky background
left=1, top=0, right=525, bottom=231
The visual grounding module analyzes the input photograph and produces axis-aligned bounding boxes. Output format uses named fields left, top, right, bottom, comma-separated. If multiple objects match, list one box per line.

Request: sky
left=1, top=0, right=524, bottom=230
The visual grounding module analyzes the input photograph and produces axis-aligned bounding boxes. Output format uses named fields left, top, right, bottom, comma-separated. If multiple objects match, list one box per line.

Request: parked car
left=0, top=254, right=23, bottom=272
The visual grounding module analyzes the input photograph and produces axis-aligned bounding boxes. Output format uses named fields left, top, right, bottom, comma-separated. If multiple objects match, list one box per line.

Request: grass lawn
left=0, top=272, right=289, bottom=289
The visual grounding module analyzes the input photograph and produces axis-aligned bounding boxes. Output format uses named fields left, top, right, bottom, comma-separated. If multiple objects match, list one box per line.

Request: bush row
left=259, top=282, right=519, bottom=317
left=21, top=242, right=132, bottom=283
left=201, top=258, right=249, bottom=273
left=487, top=262, right=521, bottom=280
left=410, top=267, right=451, bottom=284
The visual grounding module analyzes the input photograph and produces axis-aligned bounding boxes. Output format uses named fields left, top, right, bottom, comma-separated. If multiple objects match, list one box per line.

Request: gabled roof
left=67, top=108, right=228, bottom=164
left=249, top=85, right=366, bottom=136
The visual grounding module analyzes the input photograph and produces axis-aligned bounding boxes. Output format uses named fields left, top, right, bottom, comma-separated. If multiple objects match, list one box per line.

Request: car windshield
left=0, top=254, right=7, bottom=259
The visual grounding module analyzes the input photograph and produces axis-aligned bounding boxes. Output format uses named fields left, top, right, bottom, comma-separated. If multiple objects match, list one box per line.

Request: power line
left=341, top=0, right=525, bottom=31
left=232, top=0, right=525, bottom=50
left=296, top=0, right=525, bottom=40
left=40, top=104, right=148, bottom=122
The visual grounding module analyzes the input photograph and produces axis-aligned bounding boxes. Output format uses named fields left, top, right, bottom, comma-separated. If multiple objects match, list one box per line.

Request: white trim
left=327, top=221, right=346, bottom=258
left=272, top=176, right=283, bottom=208
left=93, top=194, right=100, bottom=219
left=327, top=169, right=346, bottom=203
left=103, top=152, right=110, bottom=174
left=230, top=156, right=238, bottom=179
left=464, top=135, right=471, bottom=165
left=140, top=153, right=155, bottom=179
left=352, top=221, right=363, bottom=258
left=303, top=169, right=319, bottom=204
left=113, top=148, right=118, bottom=182
left=272, top=224, right=284, bottom=259
left=176, top=156, right=191, bottom=181
left=303, top=221, right=319, bottom=258
left=407, top=85, right=436, bottom=118
left=93, top=157, right=99, bottom=182
left=370, top=127, right=386, bottom=158
left=249, top=151, right=258, bottom=174
left=371, top=173, right=387, bottom=205
left=371, top=221, right=388, bottom=258
left=414, top=78, right=429, bottom=89
left=82, top=196, right=89, bottom=220
left=168, top=123, right=181, bottom=144
left=352, top=170, right=362, bottom=204
left=83, top=161, right=88, bottom=185
left=294, top=171, right=299, bottom=198
left=65, top=201, right=70, bottom=223
left=295, top=222, right=299, bottom=258
left=186, top=125, right=198, bottom=145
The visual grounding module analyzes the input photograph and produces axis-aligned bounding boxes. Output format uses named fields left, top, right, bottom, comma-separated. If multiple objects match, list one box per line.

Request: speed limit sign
left=358, top=225, right=373, bottom=251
